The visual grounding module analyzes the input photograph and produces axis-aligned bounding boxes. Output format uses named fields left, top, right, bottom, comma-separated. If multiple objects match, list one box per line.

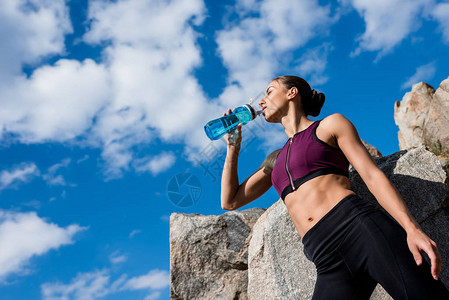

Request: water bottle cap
left=243, top=104, right=257, bottom=120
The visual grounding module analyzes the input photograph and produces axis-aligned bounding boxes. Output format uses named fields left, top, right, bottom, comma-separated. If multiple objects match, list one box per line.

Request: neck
left=280, top=102, right=312, bottom=138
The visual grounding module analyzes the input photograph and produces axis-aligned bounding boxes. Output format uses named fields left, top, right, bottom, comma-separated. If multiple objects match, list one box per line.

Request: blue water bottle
left=204, top=103, right=262, bottom=140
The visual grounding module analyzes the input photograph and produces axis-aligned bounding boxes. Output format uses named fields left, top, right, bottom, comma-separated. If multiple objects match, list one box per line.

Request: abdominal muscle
left=283, top=173, right=355, bottom=238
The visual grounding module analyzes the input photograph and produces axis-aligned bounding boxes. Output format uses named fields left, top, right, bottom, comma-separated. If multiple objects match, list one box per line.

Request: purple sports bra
left=271, top=120, right=349, bottom=200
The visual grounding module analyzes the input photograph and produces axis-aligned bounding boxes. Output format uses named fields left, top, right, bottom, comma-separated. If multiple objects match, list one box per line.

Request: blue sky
left=0, top=0, right=448, bottom=299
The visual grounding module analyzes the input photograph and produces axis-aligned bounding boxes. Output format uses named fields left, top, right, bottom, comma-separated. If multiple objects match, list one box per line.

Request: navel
left=307, top=217, right=314, bottom=222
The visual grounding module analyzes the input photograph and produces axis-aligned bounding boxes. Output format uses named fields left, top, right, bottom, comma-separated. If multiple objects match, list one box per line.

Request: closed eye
left=266, top=86, right=273, bottom=95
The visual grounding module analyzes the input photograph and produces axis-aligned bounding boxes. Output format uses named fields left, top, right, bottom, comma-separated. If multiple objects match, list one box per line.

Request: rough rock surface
left=362, top=139, right=383, bottom=157
left=247, top=200, right=316, bottom=299
left=394, top=77, right=449, bottom=154
left=350, top=147, right=448, bottom=223
left=170, top=208, right=265, bottom=300
left=248, top=147, right=449, bottom=299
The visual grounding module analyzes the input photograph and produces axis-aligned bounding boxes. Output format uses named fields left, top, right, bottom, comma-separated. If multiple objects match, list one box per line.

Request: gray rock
left=170, top=208, right=265, bottom=300
left=362, top=139, right=383, bottom=157
left=426, top=78, right=449, bottom=153
left=394, top=82, right=434, bottom=150
left=350, top=147, right=448, bottom=223
left=248, top=147, right=449, bottom=299
left=247, top=200, right=315, bottom=300
left=394, top=77, right=449, bottom=154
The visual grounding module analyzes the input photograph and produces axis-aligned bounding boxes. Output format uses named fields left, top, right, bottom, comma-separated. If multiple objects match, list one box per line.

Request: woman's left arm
left=329, top=113, right=442, bottom=280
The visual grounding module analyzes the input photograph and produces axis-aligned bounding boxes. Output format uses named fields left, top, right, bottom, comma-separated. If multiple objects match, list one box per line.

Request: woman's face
left=259, top=80, right=289, bottom=123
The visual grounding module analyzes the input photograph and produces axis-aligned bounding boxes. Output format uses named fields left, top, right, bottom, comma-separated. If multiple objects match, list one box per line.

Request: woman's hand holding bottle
left=223, top=108, right=242, bottom=151
left=221, top=109, right=242, bottom=209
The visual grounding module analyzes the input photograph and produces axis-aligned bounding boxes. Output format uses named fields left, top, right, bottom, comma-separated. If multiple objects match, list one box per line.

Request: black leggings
left=302, top=194, right=449, bottom=300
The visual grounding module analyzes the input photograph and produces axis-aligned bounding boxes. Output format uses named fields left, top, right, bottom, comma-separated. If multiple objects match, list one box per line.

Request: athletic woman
left=220, top=75, right=449, bottom=299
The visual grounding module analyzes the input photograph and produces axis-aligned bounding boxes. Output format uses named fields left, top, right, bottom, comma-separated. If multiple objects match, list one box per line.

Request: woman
left=220, top=75, right=449, bottom=299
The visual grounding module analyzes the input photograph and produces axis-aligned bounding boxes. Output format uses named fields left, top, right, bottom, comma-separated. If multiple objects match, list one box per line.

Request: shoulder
left=319, top=113, right=355, bottom=136
left=321, top=113, right=350, bottom=125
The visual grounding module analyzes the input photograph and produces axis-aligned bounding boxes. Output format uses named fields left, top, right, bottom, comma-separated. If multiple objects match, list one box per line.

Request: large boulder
left=170, top=208, right=265, bottom=300
left=394, top=77, right=449, bottom=154
left=350, top=147, right=448, bottom=223
left=248, top=147, right=449, bottom=299
left=247, top=200, right=315, bottom=300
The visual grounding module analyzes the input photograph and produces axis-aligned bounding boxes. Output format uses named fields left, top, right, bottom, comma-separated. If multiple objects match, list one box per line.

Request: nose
left=259, top=97, right=265, bottom=107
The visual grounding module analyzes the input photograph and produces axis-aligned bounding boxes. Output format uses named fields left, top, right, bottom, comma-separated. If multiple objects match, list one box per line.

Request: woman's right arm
left=221, top=109, right=273, bottom=210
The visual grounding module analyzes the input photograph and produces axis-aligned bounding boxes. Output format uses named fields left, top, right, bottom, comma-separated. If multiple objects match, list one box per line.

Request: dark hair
left=273, top=75, right=325, bottom=117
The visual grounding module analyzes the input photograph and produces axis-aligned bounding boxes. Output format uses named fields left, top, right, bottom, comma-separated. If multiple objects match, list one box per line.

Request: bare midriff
left=283, top=173, right=355, bottom=238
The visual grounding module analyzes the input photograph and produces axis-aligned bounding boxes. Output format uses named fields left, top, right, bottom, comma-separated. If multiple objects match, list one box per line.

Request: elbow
left=221, top=196, right=238, bottom=210
left=221, top=191, right=237, bottom=211
left=221, top=202, right=236, bottom=211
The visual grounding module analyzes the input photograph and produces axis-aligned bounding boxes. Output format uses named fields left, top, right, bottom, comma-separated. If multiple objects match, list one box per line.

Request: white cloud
left=129, top=229, right=141, bottom=238
left=216, top=0, right=333, bottom=95
left=22, top=199, right=42, bottom=210
left=260, top=0, right=333, bottom=51
left=121, top=269, right=170, bottom=291
left=109, top=251, right=128, bottom=264
left=41, top=270, right=111, bottom=300
left=0, top=59, right=111, bottom=144
left=76, top=155, right=90, bottom=164
left=42, top=158, right=71, bottom=186
left=341, top=0, right=433, bottom=59
left=44, top=175, right=66, bottom=186
left=431, top=2, right=449, bottom=43
left=0, top=0, right=214, bottom=180
left=294, top=44, right=332, bottom=86
left=0, top=0, right=72, bottom=81
left=80, top=0, right=211, bottom=179
left=41, top=269, right=169, bottom=300
left=0, top=210, right=86, bottom=281
left=47, top=158, right=71, bottom=174
left=133, top=152, right=177, bottom=176
left=0, top=162, right=39, bottom=190
left=401, top=62, right=436, bottom=90
left=144, top=291, right=162, bottom=300
left=83, top=0, right=205, bottom=45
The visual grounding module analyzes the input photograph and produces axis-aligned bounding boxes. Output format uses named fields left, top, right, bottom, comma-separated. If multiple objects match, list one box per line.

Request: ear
left=287, top=87, right=298, bottom=100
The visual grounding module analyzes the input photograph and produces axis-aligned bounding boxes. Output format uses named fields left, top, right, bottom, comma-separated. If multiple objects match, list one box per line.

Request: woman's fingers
left=236, top=123, right=242, bottom=138
left=222, top=108, right=242, bottom=147
left=228, top=123, right=242, bottom=146
left=425, top=242, right=442, bottom=280
left=419, top=239, right=441, bottom=280
left=410, top=244, right=423, bottom=266
left=408, top=231, right=442, bottom=280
